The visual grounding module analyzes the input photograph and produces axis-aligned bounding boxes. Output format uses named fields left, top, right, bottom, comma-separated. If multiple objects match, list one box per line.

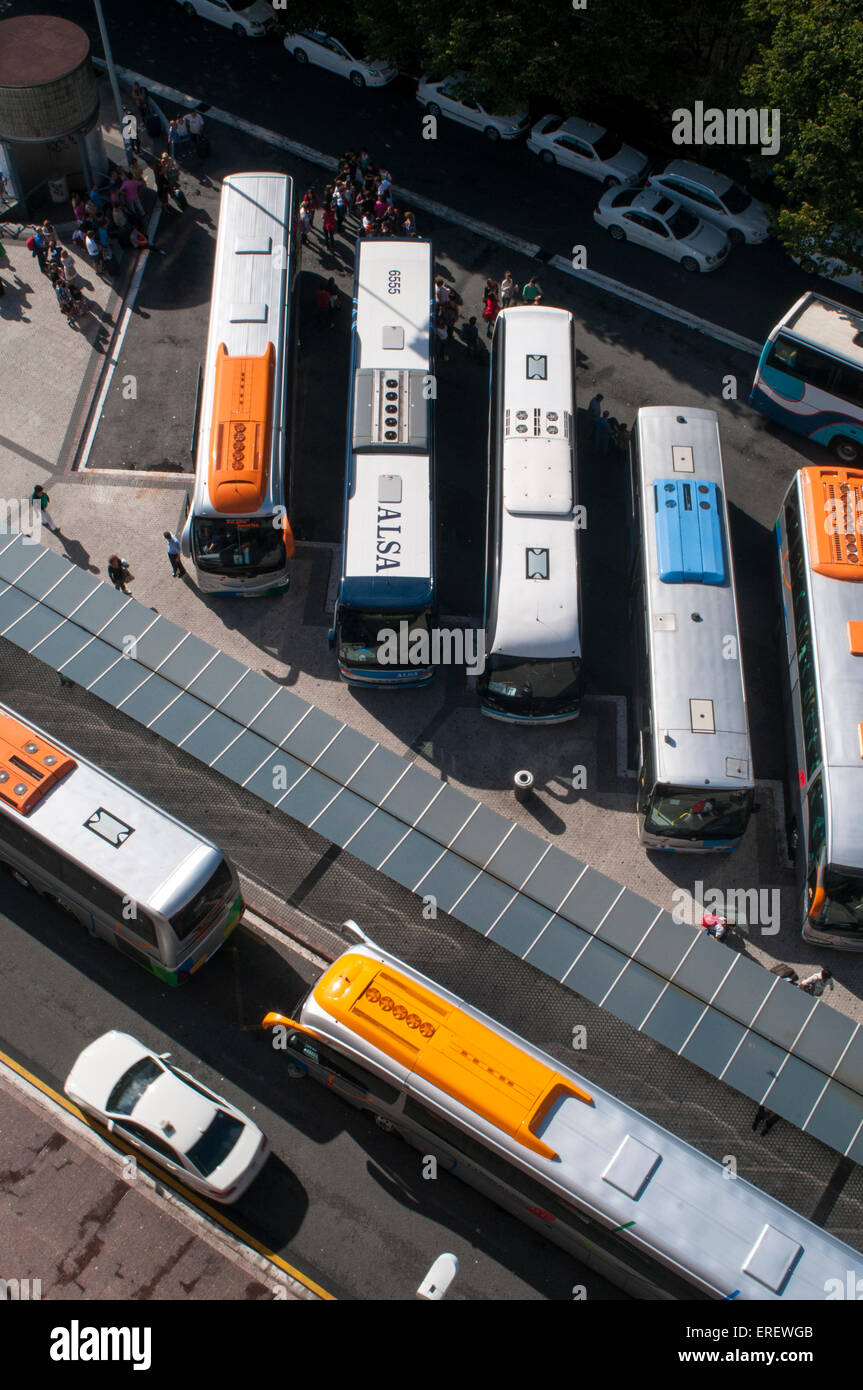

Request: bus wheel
left=831, top=435, right=861, bottom=465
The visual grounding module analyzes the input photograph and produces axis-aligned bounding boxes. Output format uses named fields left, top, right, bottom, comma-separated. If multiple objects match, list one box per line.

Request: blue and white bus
left=750, top=292, right=863, bottom=467
left=330, top=238, right=436, bottom=686
left=630, top=406, right=754, bottom=851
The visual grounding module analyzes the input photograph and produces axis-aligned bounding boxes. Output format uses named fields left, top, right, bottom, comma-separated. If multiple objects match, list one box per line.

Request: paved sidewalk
left=0, top=1065, right=311, bottom=1300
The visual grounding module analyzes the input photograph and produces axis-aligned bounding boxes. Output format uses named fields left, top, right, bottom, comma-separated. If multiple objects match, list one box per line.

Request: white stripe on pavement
left=94, top=60, right=761, bottom=357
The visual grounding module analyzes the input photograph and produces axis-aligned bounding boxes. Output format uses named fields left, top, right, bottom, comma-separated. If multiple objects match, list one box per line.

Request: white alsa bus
left=0, top=704, right=243, bottom=985
left=330, top=238, right=436, bottom=685
left=182, top=173, right=296, bottom=596
left=477, top=306, right=584, bottom=722
left=630, top=407, right=754, bottom=851
left=777, top=465, right=863, bottom=948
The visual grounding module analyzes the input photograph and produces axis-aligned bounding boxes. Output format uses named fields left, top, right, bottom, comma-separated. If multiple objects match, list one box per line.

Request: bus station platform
left=1, top=529, right=863, bottom=1166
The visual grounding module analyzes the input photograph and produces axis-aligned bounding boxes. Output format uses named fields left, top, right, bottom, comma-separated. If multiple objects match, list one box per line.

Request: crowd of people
left=299, top=148, right=417, bottom=249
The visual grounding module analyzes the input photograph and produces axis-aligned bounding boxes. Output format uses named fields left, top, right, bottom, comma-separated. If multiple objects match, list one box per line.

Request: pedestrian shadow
left=56, top=534, right=100, bottom=574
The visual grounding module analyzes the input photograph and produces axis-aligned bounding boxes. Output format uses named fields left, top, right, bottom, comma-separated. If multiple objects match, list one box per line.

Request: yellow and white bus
left=182, top=172, right=296, bottom=596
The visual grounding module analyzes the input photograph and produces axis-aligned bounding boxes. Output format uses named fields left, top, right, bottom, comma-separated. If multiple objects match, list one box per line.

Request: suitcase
left=197, top=134, right=211, bottom=159
left=173, top=186, right=188, bottom=212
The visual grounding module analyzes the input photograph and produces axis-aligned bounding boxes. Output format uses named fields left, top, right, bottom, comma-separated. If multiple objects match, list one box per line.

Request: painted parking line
left=95, top=60, right=760, bottom=355
left=0, top=1047, right=335, bottom=1300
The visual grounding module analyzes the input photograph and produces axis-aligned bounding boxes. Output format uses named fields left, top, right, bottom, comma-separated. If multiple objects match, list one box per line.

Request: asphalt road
left=0, top=870, right=627, bottom=1302
left=12, top=0, right=863, bottom=346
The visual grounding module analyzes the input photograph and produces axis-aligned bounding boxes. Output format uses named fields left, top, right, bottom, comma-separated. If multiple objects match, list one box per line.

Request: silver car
left=528, top=115, right=648, bottom=186
left=594, top=186, right=731, bottom=272
left=416, top=75, right=529, bottom=141
left=646, top=160, right=770, bottom=245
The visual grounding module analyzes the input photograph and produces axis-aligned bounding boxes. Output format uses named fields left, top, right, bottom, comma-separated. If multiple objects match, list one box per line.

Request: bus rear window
left=170, top=859, right=234, bottom=943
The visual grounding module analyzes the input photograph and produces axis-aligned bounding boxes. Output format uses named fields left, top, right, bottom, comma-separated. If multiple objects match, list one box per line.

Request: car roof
left=556, top=116, right=605, bottom=141
left=132, top=1069, right=219, bottom=1154
left=657, top=160, right=734, bottom=196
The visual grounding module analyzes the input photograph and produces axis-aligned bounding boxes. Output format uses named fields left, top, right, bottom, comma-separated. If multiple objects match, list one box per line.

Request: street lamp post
left=92, top=0, right=129, bottom=168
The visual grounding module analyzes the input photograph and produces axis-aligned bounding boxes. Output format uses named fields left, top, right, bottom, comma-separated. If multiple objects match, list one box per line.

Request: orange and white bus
left=182, top=173, right=296, bottom=596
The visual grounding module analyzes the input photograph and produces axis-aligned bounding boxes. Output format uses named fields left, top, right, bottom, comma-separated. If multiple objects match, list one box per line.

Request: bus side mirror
left=809, top=853, right=827, bottom=921
left=327, top=629, right=335, bottom=650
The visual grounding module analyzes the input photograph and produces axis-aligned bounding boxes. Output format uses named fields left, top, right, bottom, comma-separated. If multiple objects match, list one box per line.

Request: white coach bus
left=329, top=237, right=436, bottom=685
left=477, top=306, right=584, bottom=722
left=630, top=406, right=754, bottom=851
left=182, top=172, right=296, bottom=596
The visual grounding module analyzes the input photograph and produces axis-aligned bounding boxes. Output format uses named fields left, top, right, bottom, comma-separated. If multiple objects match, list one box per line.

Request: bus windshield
left=645, top=786, right=753, bottom=841
left=337, top=610, right=430, bottom=669
left=820, top=870, right=863, bottom=929
left=170, top=859, right=234, bottom=943
left=192, top=517, right=285, bottom=576
left=479, top=654, right=583, bottom=717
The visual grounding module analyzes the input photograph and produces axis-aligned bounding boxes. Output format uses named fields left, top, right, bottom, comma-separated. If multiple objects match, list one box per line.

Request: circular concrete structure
left=0, top=15, right=99, bottom=142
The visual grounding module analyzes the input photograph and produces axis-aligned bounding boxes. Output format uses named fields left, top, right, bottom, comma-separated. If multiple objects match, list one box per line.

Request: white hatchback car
left=416, top=75, right=529, bottom=141
left=645, top=160, right=770, bottom=245
left=284, top=30, right=397, bottom=87
left=65, top=1032, right=270, bottom=1205
left=528, top=115, right=648, bottom=186
left=594, top=186, right=731, bottom=272
left=176, top=0, right=274, bottom=38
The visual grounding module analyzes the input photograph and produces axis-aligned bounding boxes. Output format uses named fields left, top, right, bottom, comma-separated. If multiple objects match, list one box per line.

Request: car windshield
left=229, top=0, right=257, bottom=10
left=821, top=870, right=863, bottom=930
left=645, top=786, right=753, bottom=841
left=191, top=517, right=286, bottom=576
left=667, top=206, right=700, bottom=239
left=106, top=1056, right=163, bottom=1115
left=593, top=130, right=622, bottom=160
left=169, top=859, right=233, bottom=944
left=185, top=1110, right=245, bottom=1176
left=721, top=183, right=751, bottom=214
left=478, top=654, right=583, bottom=717
left=613, top=189, right=637, bottom=208
left=337, top=610, right=430, bottom=669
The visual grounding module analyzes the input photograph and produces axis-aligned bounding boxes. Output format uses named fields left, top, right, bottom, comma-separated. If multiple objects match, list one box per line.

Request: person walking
left=30, top=228, right=50, bottom=274
left=482, top=288, right=500, bottom=338
left=333, top=185, right=347, bottom=234
left=60, top=250, right=79, bottom=288
left=84, top=229, right=104, bottom=274
left=798, top=967, right=834, bottom=997
left=299, top=203, right=312, bottom=245
left=120, top=172, right=146, bottom=223
left=500, top=270, right=518, bottom=307
left=32, top=484, right=59, bottom=534
left=107, top=555, right=132, bottom=593
left=462, top=315, right=480, bottom=360
left=51, top=271, right=76, bottom=326
left=163, top=531, right=185, bottom=578
left=322, top=204, right=336, bottom=253
left=402, top=209, right=417, bottom=237
left=434, top=276, right=451, bottom=307
left=522, top=276, right=542, bottom=304
left=587, top=392, right=604, bottom=441
left=594, top=412, right=614, bottom=456
left=186, top=108, right=204, bottom=156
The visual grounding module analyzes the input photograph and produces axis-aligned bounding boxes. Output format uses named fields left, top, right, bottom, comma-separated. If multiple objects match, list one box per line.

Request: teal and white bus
left=750, top=292, right=863, bottom=466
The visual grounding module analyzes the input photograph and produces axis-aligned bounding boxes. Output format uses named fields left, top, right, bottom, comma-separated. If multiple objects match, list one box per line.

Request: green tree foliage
left=273, top=0, right=751, bottom=117
left=742, top=0, right=863, bottom=272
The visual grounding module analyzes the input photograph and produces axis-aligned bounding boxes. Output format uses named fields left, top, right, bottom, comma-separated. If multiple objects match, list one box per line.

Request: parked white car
left=645, top=160, right=770, bottom=245
left=65, top=1032, right=270, bottom=1205
left=594, top=186, right=731, bottom=272
left=176, top=0, right=274, bottom=38
left=283, top=30, right=397, bottom=86
left=416, top=75, right=529, bottom=141
left=528, top=115, right=648, bottom=186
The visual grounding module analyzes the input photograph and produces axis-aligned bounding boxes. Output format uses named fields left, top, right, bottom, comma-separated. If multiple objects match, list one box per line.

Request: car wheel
left=375, top=1115, right=395, bottom=1133
left=484, top=126, right=501, bottom=142
left=608, top=225, right=626, bottom=242
left=540, top=149, right=556, bottom=166
left=426, top=102, right=441, bottom=119
left=728, top=228, right=745, bottom=246
left=603, top=175, right=621, bottom=189
left=831, top=435, right=862, bottom=465
left=349, top=71, right=366, bottom=88
left=293, top=48, right=309, bottom=63
left=232, top=23, right=246, bottom=37
left=681, top=255, right=700, bottom=273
